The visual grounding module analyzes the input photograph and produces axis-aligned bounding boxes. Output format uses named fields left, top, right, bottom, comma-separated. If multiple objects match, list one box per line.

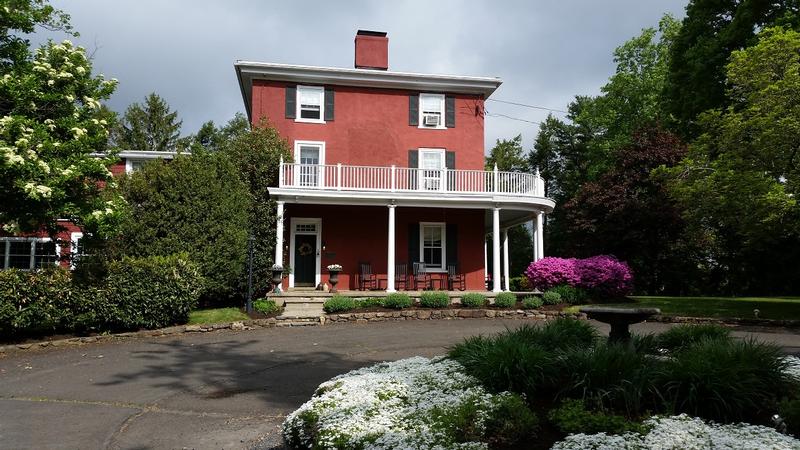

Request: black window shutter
left=446, top=224, right=458, bottom=267
left=285, top=86, right=296, bottom=119
left=408, top=149, right=418, bottom=189
left=409, top=94, right=419, bottom=126
left=445, top=95, right=455, bottom=128
left=324, top=87, right=334, bottom=121
left=408, top=223, right=420, bottom=264
left=446, top=151, right=456, bottom=190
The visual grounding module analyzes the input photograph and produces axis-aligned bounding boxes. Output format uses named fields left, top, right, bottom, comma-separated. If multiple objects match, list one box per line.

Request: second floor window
left=419, top=93, right=445, bottom=128
left=297, top=86, right=325, bottom=122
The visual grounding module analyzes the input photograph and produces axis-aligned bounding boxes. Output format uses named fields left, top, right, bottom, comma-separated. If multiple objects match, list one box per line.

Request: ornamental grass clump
left=493, top=292, right=516, bottom=308
left=460, top=293, right=487, bottom=308
left=322, top=295, right=356, bottom=313
left=419, top=291, right=449, bottom=308
left=655, top=323, right=731, bottom=353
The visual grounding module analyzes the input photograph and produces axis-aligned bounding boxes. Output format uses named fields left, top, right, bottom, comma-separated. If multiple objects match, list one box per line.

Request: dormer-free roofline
left=234, top=61, right=503, bottom=121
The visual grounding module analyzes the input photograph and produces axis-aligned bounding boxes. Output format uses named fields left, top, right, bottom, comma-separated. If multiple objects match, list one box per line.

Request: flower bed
left=551, top=414, right=799, bottom=450
left=283, top=356, right=534, bottom=449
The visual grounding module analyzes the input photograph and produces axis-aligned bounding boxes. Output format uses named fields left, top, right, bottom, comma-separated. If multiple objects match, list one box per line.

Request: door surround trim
left=288, top=217, right=322, bottom=288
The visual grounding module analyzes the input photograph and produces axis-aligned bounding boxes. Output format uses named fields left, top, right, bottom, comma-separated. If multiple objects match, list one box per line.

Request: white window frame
left=419, top=222, right=447, bottom=272
left=1, top=237, right=60, bottom=270
left=125, top=158, right=147, bottom=174
left=419, top=93, right=446, bottom=130
left=293, top=140, right=326, bottom=188
left=296, top=85, right=326, bottom=124
left=288, top=217, right=322, bottom=288
left=70, top=232, right=85, bottom=270
left=417, top=148, right=445, bottom=191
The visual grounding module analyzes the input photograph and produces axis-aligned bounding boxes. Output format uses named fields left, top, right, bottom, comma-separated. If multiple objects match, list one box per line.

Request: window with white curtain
left=419, top=93, right=445, bottom=128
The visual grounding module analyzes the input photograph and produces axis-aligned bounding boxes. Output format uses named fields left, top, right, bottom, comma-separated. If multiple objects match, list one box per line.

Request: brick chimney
left=354, top=30, right=388, bottom=70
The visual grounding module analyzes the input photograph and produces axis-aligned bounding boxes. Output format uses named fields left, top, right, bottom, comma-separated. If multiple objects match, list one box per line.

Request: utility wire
left=485, top=112, right=541, bottom=125
left=487, top=98, right=568, bottom=114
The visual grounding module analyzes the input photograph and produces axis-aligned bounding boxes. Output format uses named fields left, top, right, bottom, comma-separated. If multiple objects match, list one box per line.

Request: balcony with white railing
left=277, top=160, right=547, bottom=198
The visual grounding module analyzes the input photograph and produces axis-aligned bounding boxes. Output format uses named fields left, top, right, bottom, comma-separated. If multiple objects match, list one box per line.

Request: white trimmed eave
left=235, top=61, right=503, bottom=121
left=90, top=150, right=187, bottom=160
left=269, top=187, right=555, bottom=214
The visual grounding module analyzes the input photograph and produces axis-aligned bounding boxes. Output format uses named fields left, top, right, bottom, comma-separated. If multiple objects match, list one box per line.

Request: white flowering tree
left=0, top=38, right=123, bottom=236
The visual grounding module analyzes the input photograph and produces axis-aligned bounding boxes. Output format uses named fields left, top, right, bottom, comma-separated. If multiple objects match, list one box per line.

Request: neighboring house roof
left=90, top=150, right=186, bottom=159
left=234, top=61, right=503, bottom=121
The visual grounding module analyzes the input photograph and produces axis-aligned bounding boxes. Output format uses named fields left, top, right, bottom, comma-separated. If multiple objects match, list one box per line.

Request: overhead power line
left=485, top=112, right=541, bottom=125
left=487, top=98, right=568, bottom=114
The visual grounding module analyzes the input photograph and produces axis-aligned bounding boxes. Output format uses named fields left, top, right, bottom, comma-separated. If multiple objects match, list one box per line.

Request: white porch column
left=502, top=228, right=510, bottom=291
left=492, top=207, right=501, bottom=293
left=531, top=217, right=539, bottom=262
left=275, top=201, right=285, bottom=267
left=535, top=211, right=544, bottom=261
left=386, top=203, right=396, bottom=292
left=483, top=237, right=488, bottom=280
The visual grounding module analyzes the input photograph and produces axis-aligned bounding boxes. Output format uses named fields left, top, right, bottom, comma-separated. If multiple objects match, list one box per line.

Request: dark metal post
left=246, top=234, right=254, bottom=314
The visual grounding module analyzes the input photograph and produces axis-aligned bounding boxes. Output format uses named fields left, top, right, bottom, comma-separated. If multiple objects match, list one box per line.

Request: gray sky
left=41, top=0, right=688, bottom=152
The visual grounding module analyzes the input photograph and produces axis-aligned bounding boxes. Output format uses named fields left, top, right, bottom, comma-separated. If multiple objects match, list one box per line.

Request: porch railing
left=278, top=161, right=546, bottom=197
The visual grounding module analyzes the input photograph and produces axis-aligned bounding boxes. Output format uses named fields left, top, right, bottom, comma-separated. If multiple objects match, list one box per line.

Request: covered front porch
left=270, top=161, right=553, bottom=293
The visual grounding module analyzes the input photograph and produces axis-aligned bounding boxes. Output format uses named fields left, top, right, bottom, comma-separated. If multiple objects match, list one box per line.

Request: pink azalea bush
left=525, top=255, right=634, bottom=299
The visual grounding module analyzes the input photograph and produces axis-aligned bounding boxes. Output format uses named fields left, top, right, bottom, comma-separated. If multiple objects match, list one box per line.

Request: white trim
left=419, top=222, right=446, bottom=272
left=418, top=93, right=446, bottom=130
left=70, top=232, right=84, bottom=270
left=492, top=208, right=501, bottom=293
left=235, top=61, right=502, bottom=121
left=295, top=85, right=326, bottom=124
left=293, top=140, right=326, bottom=188
left=125, top=158, right=147, bottom=174
left=288, top=217, right=322, bottom=288
left=386, top=204, right=396, bottom=292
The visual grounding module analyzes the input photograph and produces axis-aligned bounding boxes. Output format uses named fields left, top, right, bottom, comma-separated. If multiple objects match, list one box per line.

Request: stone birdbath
left=579, top=306, right=661, bottom=344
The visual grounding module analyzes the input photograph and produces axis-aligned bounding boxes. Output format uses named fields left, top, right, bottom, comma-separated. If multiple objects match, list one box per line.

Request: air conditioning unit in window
left=423, top=114, right=440, bottom=126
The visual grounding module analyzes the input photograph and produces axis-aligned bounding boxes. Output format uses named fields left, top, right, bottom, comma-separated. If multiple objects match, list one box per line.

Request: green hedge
left=384, top=293, right=413, bottom=309
left=542, top=291, right=562, bottom=305
left=461, top=293, right=487, bottom=308
left=419, top=292, right=449, bottom=308
left=0, top=254, right=203, bottom=337
left=253, top=299, right=281, bottom=315
left=494, top=292, right=517, bottom=308
left=323, top=296, right=356, bottom=313
left=522, top=296, right=544, bottom=309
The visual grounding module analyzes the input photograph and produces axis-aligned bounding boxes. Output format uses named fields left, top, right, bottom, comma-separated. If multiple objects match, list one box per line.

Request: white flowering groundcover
left=282, top=356, right=521, bottom=449
left=283, top=355, right=800, bottom=450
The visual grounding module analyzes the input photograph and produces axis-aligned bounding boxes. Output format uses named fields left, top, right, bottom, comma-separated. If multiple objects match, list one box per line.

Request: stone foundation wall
left=322, top=308, right=586, bottom=324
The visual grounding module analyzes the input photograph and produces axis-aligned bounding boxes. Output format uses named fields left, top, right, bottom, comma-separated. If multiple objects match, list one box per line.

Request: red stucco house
left=0, top=151, right=179, bottom=270
left=235, top=30, right=553, bottom=293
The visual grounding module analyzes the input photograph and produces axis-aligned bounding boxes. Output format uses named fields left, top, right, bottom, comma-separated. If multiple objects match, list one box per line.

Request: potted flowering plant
left=327, top=264, right=342, bottom=293
left=271, top=264, right=284, bottom=294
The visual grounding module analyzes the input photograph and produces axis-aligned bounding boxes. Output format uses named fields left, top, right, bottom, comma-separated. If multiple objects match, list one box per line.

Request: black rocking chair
left=359, top=262, right=378, bottom=290
left=447, top=264, right=466, bottom=291
left=412, top=262, right=431, bottom=290
left=395, top=262, right=409, bottom=291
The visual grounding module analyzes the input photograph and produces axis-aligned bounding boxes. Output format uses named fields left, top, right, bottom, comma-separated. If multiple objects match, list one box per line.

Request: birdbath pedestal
left=579, top=306, right=661, bottom=344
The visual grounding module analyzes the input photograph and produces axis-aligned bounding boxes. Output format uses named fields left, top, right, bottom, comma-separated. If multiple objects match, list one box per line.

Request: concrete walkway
left=0, top=320, right=797, bottom=449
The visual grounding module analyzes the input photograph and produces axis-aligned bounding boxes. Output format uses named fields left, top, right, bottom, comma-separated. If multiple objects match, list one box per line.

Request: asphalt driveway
left=0, top=319, right=797, bottom=450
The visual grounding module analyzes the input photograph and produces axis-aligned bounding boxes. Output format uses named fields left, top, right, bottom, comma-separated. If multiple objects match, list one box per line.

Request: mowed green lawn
left=574, top=296, right=800, bottom=321
left=188, top=307, right=249, bottom=325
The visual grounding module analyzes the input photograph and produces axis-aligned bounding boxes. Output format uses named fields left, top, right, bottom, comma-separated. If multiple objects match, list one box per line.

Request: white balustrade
left=278, top=162, right=547, bottom=197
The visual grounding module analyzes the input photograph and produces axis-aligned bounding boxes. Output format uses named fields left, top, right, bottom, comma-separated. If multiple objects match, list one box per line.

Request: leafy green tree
left=178, top=113, right=249, bottom=152
left=224, top=118, right=291, bottom=296
left=664, top=0, right=800, bottom=137
left=562, top=127, right=699, bottom=294
left=116, top=151, right=250, bottom=300
left=0, top=0, right=74, bottom=71
left=111, top=92, right=182, bottom=151
left=0, top=30, right=121, bottom=235
left=664, top=27, right=800, bottom=294
left=485, top=134, right=527, bottom=171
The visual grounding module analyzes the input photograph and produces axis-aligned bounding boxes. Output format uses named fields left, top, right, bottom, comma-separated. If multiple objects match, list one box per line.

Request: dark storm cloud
left=41, top=0, right=687, bottom=151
